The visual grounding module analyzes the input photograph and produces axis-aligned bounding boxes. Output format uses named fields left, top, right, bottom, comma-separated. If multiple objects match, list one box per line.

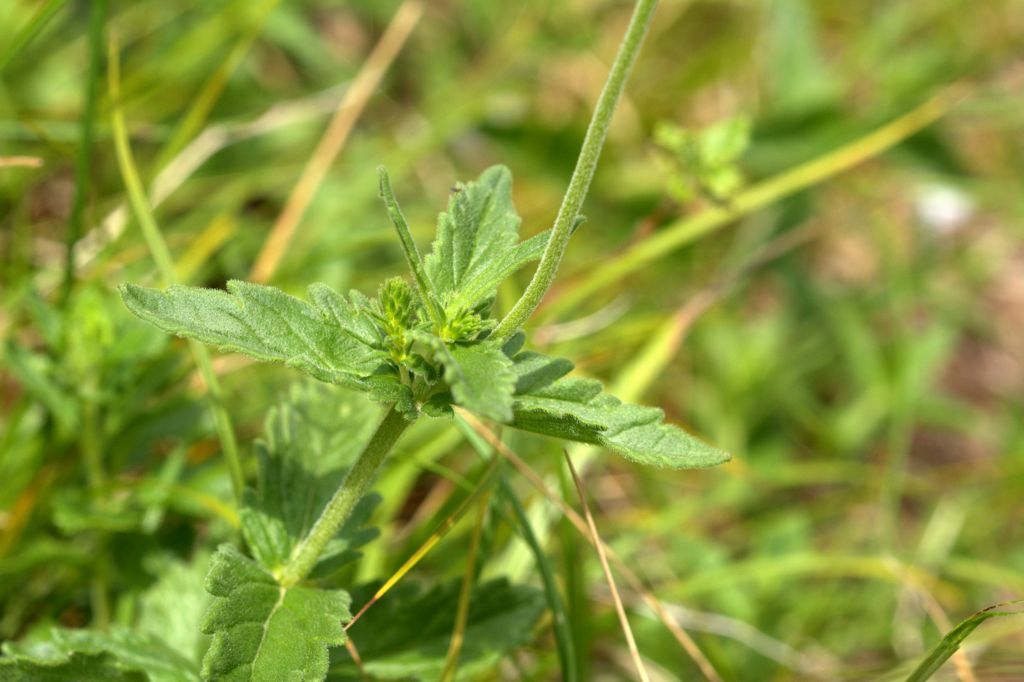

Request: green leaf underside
left=424, top=165, right=548, bottom=310
left=0, top=627, right=197, bottom=682
left=202, top=545, right=350, bottom=682
left=442, top=342, right=516, bottom=423
left=241, top=384, right=381, bottom=574
left=119, top=281, right=386, bottom=388
left=334, top=579, right=545, bottom=680
left=509, top=351, right=729, bottom=469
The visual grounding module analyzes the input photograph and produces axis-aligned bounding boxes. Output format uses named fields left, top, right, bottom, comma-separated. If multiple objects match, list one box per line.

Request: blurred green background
left=2, top=0, right=1023, bottom=679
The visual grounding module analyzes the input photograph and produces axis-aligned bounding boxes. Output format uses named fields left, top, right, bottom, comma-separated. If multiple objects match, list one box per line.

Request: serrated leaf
left=333, top=579, right=545, bottom=680
left=119, top=281, right=386, bottom=388
left=201, top=545, right=350, bottom=682
left=241, top=384, right=381, bottom=575
left=508, top=350, right=574, bottom=395
left=439, top=342, right=516, bottom=422
left=0, top=627, right=197, bottom=682
left=306, top=284, right=383, bottom=350
left=509, top=352, right=729, bottom=468
left=423, top=166, right=548, bottom=311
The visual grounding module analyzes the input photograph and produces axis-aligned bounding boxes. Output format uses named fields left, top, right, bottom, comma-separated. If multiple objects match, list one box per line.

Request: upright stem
left=491, top=0, right=659, bottom=343
left=277, top=406, right=410, bottom=587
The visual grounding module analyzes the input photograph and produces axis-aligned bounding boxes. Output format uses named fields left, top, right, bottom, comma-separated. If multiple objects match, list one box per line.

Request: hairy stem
left=492, top=0, right=659, bottom=342
left=278, top=406, right=410, bottom=587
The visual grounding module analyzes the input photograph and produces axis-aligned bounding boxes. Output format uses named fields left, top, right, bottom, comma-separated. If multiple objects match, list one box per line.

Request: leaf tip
left=377, top=165, right=391, bottom=197
left=118, top=282, right=149, bottom=316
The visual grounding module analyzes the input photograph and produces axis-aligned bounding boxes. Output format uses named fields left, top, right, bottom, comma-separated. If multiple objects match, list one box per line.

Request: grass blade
left=108, top=35, right=245, bottom=501
left=249, top=0, right=424, bottom=283
left=439, top=489, right=490, bottom=682
left=0, top=0, right=68, bottom=73
left=153, top=0, right=280, bottom=172
left=903, top=601, right=1024, bottom=682
left=455, top=416, right=579, bottom=682
left=61, top=0, right=107, bottom=303
left=457, top=408, right=723, bottom=681
left=346, top=456, right=500, bottom=631
left=564, top=451, right=650, bottom=682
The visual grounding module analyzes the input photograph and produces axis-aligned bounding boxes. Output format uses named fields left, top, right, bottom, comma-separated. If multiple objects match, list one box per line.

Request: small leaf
left=424, top=166, right=548, bottom=311
left=698, top=115, right=751, bottom=166
left=334, top=579, right=545, bottom=680
left=120, top=281, right=386, bottom=388
left=201, top=545, right=350, bottom=682
left=509, top=351, right=728, bottom=469
left=439, top=341, right=516, bottom=422
left=365, top=373, right=418, bottom=417
left=241, top=383, right=381, bottom=575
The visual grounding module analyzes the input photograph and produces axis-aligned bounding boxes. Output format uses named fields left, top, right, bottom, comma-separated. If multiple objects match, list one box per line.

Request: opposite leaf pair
left=121, top=165, right=726, bottom=469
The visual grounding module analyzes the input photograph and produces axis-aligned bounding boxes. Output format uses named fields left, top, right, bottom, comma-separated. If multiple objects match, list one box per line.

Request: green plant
left=654, top=115, right=751, bottom=205
left=0, top=1, right=729, bottom=679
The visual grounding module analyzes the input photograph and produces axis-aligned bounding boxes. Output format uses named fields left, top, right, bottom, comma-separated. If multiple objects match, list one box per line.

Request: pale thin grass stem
left=249, top=0, right=425, bottom=282
left=905, top=577, right=977, bottom=682
left=455, top=409, right=722, bottom=682
left=564, top=451, right=650, bottom=682
left=108, top=35, right=245, bottom=501
left=343, top=639, right=364, bottom=673
left=0, top=156, right=44, bottom=168
left=346, top=455, right=500, bottom=631
left=440, top=490, right=491, bottom=682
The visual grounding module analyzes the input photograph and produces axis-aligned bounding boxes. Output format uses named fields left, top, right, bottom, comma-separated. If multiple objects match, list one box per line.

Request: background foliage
left=2, top=0, right=1023, bottom=679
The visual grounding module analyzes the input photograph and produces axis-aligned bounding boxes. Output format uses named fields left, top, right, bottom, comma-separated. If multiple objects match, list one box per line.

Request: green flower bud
left=378, top=277, right=415, bottom=330
left=442, top=305, right=484, bottom=342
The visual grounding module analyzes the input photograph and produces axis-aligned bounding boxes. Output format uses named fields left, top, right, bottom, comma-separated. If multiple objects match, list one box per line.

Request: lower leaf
left=201, top=545, right=350, bottom=682
left=512, top=375, right=729, bottom=469
left=0, top=627, right=196, bottom=682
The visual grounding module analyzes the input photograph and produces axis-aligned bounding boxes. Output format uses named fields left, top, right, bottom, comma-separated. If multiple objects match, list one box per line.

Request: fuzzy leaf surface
left=241, top=384, right=381, bottom=575
left=333, top=579, right=545, bottom=680
left=423, top=165, right=548, bottom=310
left=509, top=351, right=729, bottom=468
left=441, top=341, right=516, bottom=422
left=119, top=281, right=386, bottom=387
left=201, top=545, right=350, bottom=682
